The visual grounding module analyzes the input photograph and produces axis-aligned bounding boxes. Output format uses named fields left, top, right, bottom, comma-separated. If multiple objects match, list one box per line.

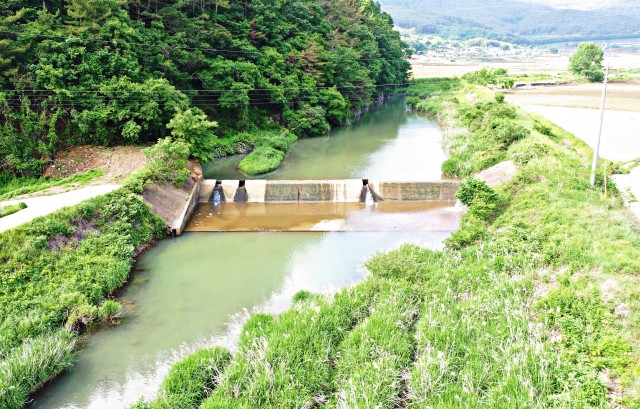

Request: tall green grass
left=0, top=331, right=76, bottom=408
left=135, top=77, right=640, bottom=408
left=132, top=347, right=232, bottom=409
left=0, top=189, right=166, bottom=408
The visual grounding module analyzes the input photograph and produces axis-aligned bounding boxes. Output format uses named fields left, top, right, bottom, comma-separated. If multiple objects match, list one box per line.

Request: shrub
left=141, top=137, right=190, bottom=187
left=492, top=122, right=530, bottom=147
left=406, top=96, right=421, bottom=108
left=167, top=108, right=219, bottom=163
left=442, top=157, right=463, bottom=178
left=444, top=213, right=488, bottom=249
left=238, top=146, right=285, bottom=175
left=533, top=122, right=554, bottom=137
left=98, top=300, right=123, bottom=324
left=284, top=105, right=330, bottom=138
left=456, top=177, right=501, bottom=221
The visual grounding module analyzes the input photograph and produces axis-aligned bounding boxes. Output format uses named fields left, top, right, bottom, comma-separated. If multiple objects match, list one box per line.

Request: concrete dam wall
left=199, top=180, right=459, bottom=203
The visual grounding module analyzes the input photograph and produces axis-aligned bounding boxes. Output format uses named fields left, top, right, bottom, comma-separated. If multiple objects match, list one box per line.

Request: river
left=203, top=96, right=446, bottom=180
left=29, top=97, right=456, bottom=409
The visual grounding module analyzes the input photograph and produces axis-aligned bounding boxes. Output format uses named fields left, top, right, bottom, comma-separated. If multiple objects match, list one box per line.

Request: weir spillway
left=181, top=179, right=462, bottom=233
left=199, top=179, right=459, bottom=203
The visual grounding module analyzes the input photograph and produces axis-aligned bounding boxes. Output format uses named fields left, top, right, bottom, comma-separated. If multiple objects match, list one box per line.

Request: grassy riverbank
left=0, top=190, right=165, bottom=408
left=131, top=77, right=640, bottom=408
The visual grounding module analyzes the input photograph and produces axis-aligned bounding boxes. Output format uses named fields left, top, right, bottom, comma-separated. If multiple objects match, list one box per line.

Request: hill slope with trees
left=0, top=0, right=410, bottom=179
left=377, top=0, right=640, bottom=43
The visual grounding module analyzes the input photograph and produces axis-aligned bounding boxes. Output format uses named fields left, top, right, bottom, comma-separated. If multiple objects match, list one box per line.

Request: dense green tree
left=0, top=0, right=410, bottom=177
left=167, top=108, right=218, bottom=162
left=569, top=42, right=605, bottom=82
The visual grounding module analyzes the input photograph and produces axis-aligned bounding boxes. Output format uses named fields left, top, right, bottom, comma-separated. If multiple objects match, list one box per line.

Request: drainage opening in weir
left=210, top=180, right=226, bottom=205
left=234, top=180, right=248, bottom=203
left=360, top=179, right=375, bottom=205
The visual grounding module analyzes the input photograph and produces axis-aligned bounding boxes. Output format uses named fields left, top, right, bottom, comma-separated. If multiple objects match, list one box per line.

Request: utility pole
left=590, top=65, right=610, bottom=187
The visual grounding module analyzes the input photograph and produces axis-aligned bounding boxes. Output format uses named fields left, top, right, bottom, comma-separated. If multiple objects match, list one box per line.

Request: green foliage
left=461, top=67, right=508, bottom=86
left=456, top=177, right=501, bottom=221
left=0, top=189, right=166, bottom=405
left=167, top=108, right=218, bottom=163
left=444, top=212, right=488, bottom=249
left=0, top=0, right=409, bottom=176
left=376, top=0, right=640, bottom=44
left=0, top=202, right=27, bottom=218
left=434, top=92, right=529, bottom=177
left=569, top=42, right=605, bottom=82
left=0, top=170, right=104, bottom=201
left=238, top=146, right=285, bottom=176
left=201, top=282, right=381, bottom=407
left=98, top=300, right=123, bottom=323
left=533, top=121, right=554, bottom=137
left=141, top=138, right=190, bottom=188
left=0, top=330, right=76, bottom=409
left=284, top=105, right=330, bottom=138
left=137, top=348, right=232, bottom=409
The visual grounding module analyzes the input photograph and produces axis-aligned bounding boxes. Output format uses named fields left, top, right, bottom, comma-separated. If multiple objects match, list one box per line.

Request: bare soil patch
left=44, top=145, right=148, bottom=182
left=505, top=82, right=640, bottom=111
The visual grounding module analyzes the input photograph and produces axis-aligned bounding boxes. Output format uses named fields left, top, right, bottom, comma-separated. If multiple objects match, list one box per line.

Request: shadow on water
left=202, top=96, right=443, bottom=180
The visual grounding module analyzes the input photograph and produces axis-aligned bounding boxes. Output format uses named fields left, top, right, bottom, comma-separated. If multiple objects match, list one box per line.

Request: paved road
left=613, top=167, right=640, bottom=222
left=0, top=185, right=121, bottom=233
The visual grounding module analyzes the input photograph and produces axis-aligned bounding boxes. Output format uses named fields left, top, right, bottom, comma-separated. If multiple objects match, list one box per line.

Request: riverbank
left=130, top=78, right=640, bottom=408
left=0, top=190, right=166, bottom=408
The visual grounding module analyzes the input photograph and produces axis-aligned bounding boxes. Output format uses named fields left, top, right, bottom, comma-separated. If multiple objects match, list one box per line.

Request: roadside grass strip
left=0, top=202, right=27, bottom=218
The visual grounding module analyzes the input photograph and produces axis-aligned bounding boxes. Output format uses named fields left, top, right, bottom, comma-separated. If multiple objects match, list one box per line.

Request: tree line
left=0, top=0, right=411, bottom=179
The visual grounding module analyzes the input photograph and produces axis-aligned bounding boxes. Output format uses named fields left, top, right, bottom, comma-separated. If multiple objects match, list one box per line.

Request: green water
left=30, top=98, right=454, bottom=408
left=30, top=231, right=451, bottom=408
left=203, top=97, right=447, bottom=180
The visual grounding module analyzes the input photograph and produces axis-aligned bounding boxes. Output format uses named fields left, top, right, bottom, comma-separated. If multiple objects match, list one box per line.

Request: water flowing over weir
left=29, top=97, right=461, bottom=409
left=185, top=179, right=462, bottom=232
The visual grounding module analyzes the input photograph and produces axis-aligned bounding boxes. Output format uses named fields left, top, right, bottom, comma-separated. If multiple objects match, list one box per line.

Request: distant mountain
left=377, top=0, right=640, bottom=43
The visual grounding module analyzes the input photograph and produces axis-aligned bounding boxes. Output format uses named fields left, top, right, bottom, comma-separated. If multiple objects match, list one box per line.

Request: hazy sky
left=525, top=0, right=638, bottom=9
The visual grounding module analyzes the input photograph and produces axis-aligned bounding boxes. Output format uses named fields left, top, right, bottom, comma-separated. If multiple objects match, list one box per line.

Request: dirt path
left=0, top=185, right=121, bottom=232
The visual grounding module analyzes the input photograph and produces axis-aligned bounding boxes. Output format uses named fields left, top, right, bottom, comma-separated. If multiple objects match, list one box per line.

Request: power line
left=0, top=28, right=406, bottom=63
left=0, top=82, right=409, bottom=94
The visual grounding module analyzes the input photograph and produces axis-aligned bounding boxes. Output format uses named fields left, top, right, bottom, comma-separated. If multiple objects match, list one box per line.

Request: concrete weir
left=199, top=179, right=459, bottom=203
left=185, top=179, right=462, bottom=233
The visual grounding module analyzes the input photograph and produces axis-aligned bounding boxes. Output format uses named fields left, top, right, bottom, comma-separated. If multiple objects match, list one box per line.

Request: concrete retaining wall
left=200, top=180, right=458, bottom=203
left=174, top=177, right=202, bottom=235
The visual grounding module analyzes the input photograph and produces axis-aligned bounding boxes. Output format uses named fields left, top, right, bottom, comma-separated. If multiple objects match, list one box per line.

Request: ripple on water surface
left=29, top=231, right=452, bottom=409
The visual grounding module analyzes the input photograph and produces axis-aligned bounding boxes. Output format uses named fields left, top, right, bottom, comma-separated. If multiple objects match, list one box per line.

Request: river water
left=203, top=96, right=446, bottom=180
left=30, top=97, right=456, bottom=409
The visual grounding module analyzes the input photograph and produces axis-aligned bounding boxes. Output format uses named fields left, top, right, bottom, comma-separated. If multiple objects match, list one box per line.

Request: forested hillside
left=0, top=0, right=410, bottom=179
left=378, top=0, right=640, bottom=43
